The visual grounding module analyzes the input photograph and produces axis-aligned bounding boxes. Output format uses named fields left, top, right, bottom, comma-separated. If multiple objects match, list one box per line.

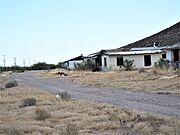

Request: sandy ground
left=44, top=68, right=180, bottom=95
left=11, top=71, right=180, bottom=118
left=0, top=73, right=180, bottom=135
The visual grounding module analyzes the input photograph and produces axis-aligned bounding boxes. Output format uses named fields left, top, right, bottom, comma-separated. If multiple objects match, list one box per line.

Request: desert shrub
left=57, top=91, right=71, bottom=101
left=30, top=62, right=57, bottom=70
left=138, top=68, right=146, bottom=73
left=123, top=59, right=135, bottom=71
left=74, top=60, right=96, bottom=71
left=5, top=80, right=18, bottom=88
left=60, top=123, right=79, bottom=135
left=35, top=108, right=51, bottom=121
left=4, top=127, right=24, bottom=135
left=20, top=98, right=36, bottom=108
left=154, top=58, right=170, bottom=69
left=174, top=69, right=180, bottom=76
left=0, top=87, right=5, bottom=91
left=152, top=69, right=158, bottom=75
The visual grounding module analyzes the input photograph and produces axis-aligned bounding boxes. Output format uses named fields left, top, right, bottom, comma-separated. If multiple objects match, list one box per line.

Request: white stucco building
left=62, top=55, right=84, bottom=69
left=85, top=42, right=180, bottom=71
left=100, top=50, right=162, bottom=70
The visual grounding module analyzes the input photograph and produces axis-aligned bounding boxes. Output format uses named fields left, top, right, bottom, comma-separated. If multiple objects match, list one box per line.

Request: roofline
left=104, top=50, right=162, bottom=56
left=117, top=22, right=180, bottom=50
left=62, top=55, right=84, bottom=63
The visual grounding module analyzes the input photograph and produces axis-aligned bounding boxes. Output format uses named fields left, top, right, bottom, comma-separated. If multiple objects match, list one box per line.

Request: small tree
left=30, top=62, right=57, bottom=70
left=154, top=58, right=170, bottom=69
left=123, top=59, right=135, bottom=71
left=74, top=60, right=96, bottom=71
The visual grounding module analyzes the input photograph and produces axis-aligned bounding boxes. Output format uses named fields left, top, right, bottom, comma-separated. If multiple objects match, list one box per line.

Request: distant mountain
left=118, top=22, right=180, bottom=51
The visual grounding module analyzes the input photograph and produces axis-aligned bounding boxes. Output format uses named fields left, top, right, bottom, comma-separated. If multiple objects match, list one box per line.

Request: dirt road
left=12, top=71, right=180, bottom=118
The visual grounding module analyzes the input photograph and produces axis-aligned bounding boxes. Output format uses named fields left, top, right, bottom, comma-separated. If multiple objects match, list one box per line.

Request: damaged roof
left=86, top=49, right=119, bottom=58
left=63, top=55, right=84, bottom=63
left=117, top=22, right=180, bottom=51
left=106, top=50, right=162, bottom=56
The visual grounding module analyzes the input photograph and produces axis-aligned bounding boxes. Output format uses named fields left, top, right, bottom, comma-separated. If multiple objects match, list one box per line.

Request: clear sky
left=0, top=0, right=180, bottom=66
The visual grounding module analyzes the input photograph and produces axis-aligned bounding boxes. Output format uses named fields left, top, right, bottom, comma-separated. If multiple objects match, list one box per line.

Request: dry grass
left=0, top=84, right=180, bottom=134
left=0, top=72, right=11, bottom=88
left=1, top=71, right=180, bottom=134
left=45, top=68, right=180, bottom=95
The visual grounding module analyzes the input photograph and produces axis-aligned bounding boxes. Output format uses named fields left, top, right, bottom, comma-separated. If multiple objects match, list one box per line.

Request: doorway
left=173, top=49, right=179, bottom=62
left=144, top=55, right=151, bottom=66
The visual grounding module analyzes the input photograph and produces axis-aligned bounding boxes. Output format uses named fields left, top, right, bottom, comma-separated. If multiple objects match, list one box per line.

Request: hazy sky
left=0, top=0, right=180, bottom=66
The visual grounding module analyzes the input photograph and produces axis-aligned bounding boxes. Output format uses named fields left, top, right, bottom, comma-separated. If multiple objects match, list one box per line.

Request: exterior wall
left=101, top=55, right=120, bottom=70
left=108, top=56, right=117, bottom=68
left=151, top=53, right=162, bottom=67
left=101, top=53, right=162, bottom=70
left=68, top=60, right=83, bottom=69
left=166, top=50, right=173, bottom=61
left=166, top=49, right=180, bottom=62
left=124, top=53, right=162, bottom=68
left=101, top=55, right=109, bottom=70
left=123, top=55, right=144, bottom=68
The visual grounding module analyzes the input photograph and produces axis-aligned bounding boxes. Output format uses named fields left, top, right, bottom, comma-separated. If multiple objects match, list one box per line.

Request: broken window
left=144, top=55, right=151, bottom=66
left=104, top=57, right=107, bottom=67
left=117, top=57, right=123, bottom=66
left=162, top=53, right=166, bottom=59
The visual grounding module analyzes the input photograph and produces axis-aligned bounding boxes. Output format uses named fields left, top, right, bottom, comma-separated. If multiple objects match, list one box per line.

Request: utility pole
left=29, top=57, right=31, bottom=66
left=2, top=55, right=6, bottom=67
left=23, top=58, right=25, bottom=67
left=14, top=57, right=17, bottom=66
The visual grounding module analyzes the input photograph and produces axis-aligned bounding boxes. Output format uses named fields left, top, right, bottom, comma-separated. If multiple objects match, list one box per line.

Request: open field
left=0, top=74, right=180, bottom=135
left=12, top=71, right=180, bottom=118
left=44, top=68, right=180, bottom=95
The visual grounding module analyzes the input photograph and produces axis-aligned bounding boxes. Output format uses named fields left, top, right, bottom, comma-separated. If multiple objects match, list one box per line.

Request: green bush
left=154, top=58, right=170, bottom=69
left=4, top=127, right=24, bottom=135
left=74, top=60, right=96, bottom=71
left=60, top=123, right=79, bottom=135
left=5, top=80, right=18, bottom=88
left=30, top=62, right=57, bottom=70
left=20, top=98, right=36, bottom=108
left=57, top=91, right=71, bottom=101
left=123, top=59, right=135, bottom=71
left=138, top=68, right=146, bottom=73
left=174, top=69, right=180, bottom=76
left=35, top=108, right=51, bottom=121
left=0, top=87, right=5, bottom=91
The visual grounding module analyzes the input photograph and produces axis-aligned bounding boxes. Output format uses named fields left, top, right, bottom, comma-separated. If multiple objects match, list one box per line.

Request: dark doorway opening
left=117, top=57, right=123, bottom=66
left=144, top=55, right=151, bottom=66
left=104, top=58, right=107, bottom=67
left=173, top=49, right=179, bottom=62
left=94, top=57, right=102, bottom=71
left=162, top=53, right=166, bottom=59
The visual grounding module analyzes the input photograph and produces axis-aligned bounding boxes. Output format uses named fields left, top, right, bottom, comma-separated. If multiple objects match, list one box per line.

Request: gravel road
left=12, top=71, right=180, bottom=118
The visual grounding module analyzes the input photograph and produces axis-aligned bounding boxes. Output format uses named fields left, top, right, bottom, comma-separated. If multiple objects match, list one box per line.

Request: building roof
left=63, top=55, right=84, bottom=63
left=86, top=49, right=119, bottom=58
left=117, top=22, right=180, bottom=51
left=105, top=50, right=162, bottom=56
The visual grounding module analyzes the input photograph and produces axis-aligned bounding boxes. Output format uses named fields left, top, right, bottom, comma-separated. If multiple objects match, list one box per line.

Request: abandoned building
left=62, top=22, right=180, bottom=70
left=62, top=55, right=84, bottom=69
